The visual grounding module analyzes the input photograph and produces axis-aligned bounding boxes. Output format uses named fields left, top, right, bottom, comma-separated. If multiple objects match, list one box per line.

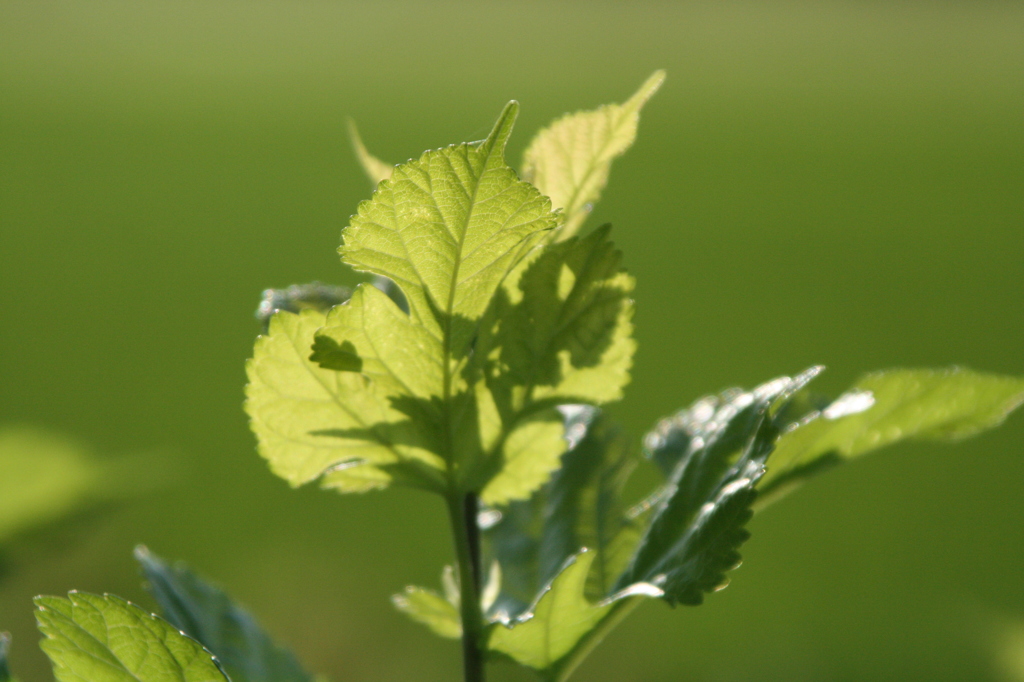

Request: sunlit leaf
left=35, top=592, right=229, bottom=682
left=252, top=103, right=633, bottom=504
left=521, top=71, right=664, bottom=240
left=757, top=367, right=1024, bottom=507
left=245, top=309, right=445, bottom=494
left=391, top=586, right=461, bottom=640
left=136, top=547, right=314, bottom=682
left=347, top=118, right=393, bottom=186
left=488, top=551, right=613, bottom=674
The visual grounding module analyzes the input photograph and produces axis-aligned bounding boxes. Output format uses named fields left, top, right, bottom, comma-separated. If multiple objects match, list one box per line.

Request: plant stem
left=448, top=491, right=486, bottom=682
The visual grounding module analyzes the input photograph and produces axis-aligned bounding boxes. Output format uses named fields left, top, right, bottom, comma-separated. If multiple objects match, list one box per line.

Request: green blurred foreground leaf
left=248, top=102, right=635, bottom=503
left=0, top=632, right=12, bottom=682
left=0, top=426, right=166, bottom=548
left=136, top=547, right=313, bottom=682
left=35, top=592, right=229, bottom=682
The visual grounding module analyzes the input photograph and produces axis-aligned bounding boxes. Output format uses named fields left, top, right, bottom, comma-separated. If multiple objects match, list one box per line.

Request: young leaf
left=391, top=586, right=461, bottom=640
left=347, top=119, right=393, bottom=186
left=35, top=592, right=229, bottom=682
left=757, top=367, right=1024, bottom=507
left=0, top=632, right=12, bottom=682
left=521, top=71, right=664, bottom=240
left=252, top=103, right=634, bottom=504
left=135, top=547, right=314, bottom=682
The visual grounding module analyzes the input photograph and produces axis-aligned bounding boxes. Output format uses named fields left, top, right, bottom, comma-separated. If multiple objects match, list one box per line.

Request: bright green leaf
left=521, top=71, right=664, bottom=240
left=488, top=551, right=613, bottom=674
left=245, top=309, right=445, bottom=494
left=135, top=547, right=314, bottom=682
left=35, top=592, right=229, bottom=682
left=251, top=103, right=633, bottom=503
left=758, top=367, right=1024, bottom=507
left=347, top=118, right=393, bottom=186
left=391, top=586, right=461, bottom=640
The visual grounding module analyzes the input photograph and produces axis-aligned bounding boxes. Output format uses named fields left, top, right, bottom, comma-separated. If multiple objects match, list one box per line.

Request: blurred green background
left=1, top=1, right=1022, bottom=680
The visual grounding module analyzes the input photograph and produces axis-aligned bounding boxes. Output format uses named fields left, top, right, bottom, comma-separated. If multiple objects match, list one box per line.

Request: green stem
left=448, top=492, right=486, bottom=682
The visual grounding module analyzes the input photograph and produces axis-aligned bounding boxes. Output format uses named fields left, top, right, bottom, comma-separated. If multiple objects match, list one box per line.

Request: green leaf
left=475, top=226, right=635, bottom=503
left=521, top=71, right=664, bottom=241
left=251, top=103, right=634, bottom=503
left=757, top=367, right=1024, bottom=507
left=135, top=547, right=313, bottom=682
left=0, top=632, right=12, bottom=682
left=347, top=119, right=393, bottom=186
left=255, top=282, right=351, bottom=334
left=488, top=551, right=613, bottom=674
left=482, top=406, right=638, bottom=620
left=391, top=585, right=461, bottom=640
left=246, top=309, right=444, bottom=494
left=616, top=369, right=820, bottom=605
left=35, top=592, right=229, bottom=682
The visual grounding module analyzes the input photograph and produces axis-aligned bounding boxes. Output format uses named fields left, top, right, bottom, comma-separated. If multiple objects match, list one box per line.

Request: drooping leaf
left=521, top=71, right=664, bottom=240
left=391, top=586, right=461, bottom=640
left=347, top=118, right=393, bottom=186
left=757, top=367, right=1024, bottom=507
left=0, top=632, right=12, bottom=682
left=135, top=547, right=314, bottom=682
left=35, top=592, right=229, bottom=682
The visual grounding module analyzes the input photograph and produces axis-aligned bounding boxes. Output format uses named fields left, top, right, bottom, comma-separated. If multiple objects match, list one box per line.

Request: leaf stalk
left=448, top=492, right=486, bottom=682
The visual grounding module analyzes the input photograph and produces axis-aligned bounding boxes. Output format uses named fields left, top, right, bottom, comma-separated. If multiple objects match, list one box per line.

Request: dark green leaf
left=616, top=369, right=820, bottom=605
left=136, top=547, right=313, bottom=682
left=0, top=632, right=11, bottom=682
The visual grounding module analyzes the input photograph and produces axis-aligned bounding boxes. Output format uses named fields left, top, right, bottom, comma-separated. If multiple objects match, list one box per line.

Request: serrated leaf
left=135, top=547, right=313, bottom=682
left=35, top=592, right=229, bottom=682
left=616, top=369, right=820, bottom=605
left=340, top=100, right=555, bottom=337
left=0, top=632, right=12, bottom=682
left=757, top=367, right=1024, bottom=507
left=251, top=103, right=634, bottom=503
left=245, top=309, right=445, bottom=494
left=347, top=119, right=393, bottom=186
left=391, top=586, right=461, bottom=640
left=521, top=71, right=664, bottom=240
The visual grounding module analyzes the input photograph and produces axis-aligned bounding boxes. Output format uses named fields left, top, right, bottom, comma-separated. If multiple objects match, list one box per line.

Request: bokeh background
left=2, top=1, right=1023, bottom=680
